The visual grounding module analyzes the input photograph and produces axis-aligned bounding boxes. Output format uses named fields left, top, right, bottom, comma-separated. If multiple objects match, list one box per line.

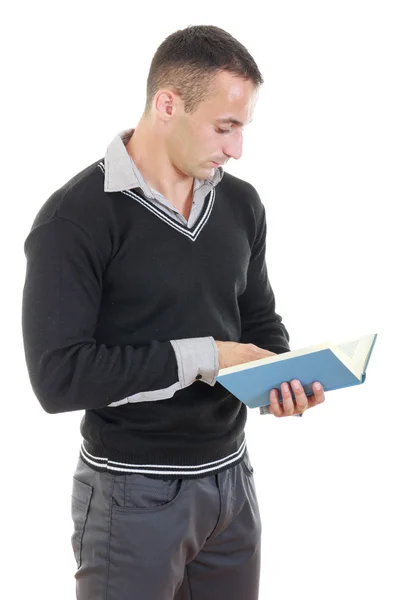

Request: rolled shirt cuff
left=170, top=336, right=219, bottom=388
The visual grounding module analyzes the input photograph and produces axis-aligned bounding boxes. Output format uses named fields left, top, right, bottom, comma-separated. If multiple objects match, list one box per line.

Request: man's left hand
left=268, top=380, right=325, bottom=417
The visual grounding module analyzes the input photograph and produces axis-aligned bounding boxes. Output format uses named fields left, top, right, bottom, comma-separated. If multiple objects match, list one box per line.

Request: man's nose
left=223, top=130, right=243, bottom=161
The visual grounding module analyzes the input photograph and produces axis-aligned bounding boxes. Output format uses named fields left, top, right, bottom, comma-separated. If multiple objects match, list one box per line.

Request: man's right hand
left=215, top=341, right=276, bottom=370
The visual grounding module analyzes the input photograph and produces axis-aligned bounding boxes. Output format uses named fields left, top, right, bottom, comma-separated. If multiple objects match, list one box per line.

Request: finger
left=281, top=382, right=295, bottom=416
left=269, top=388, right=283, bottom=417
left=290, top=379, right=308, bottom=413
left=307, top=382, right=326, bottom=407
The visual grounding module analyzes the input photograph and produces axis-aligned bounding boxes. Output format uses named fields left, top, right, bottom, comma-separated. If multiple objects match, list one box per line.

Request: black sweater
left=22, top=158, right=290, bottom=478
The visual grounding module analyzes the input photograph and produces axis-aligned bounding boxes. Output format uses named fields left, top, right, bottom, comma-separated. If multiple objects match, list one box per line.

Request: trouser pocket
left=71, top=476, right=93, bottom=569
left=112, top=473, right=187, bottom=511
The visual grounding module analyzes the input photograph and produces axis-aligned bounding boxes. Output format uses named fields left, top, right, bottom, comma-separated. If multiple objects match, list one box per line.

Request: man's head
left=134, top=25, right=263, bottom=182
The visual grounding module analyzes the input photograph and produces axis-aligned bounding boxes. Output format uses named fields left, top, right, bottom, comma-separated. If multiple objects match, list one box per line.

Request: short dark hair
left=144, top=25, right=264, bottom=116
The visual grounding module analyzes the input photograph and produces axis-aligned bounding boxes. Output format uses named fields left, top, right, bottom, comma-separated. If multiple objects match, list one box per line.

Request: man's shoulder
left=29, top=158, right=107, bottom=229
left=219, top=171, right=265, bottom=217
left=219, top=170, right=257, bottom=194
left=54, top=157, right=106, bottom=213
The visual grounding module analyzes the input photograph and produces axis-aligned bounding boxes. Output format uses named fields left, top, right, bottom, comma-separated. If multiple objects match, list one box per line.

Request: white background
left=2, top=1, right=399, bottom=599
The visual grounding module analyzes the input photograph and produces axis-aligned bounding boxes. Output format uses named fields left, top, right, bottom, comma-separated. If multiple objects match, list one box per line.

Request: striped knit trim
left=80, top=438, right=246, bottom=477
left=97, top=162, right=215, bottom=241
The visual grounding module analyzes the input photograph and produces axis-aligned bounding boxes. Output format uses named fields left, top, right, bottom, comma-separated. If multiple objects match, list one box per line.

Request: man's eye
left=216, top=127, right=230, bottom=134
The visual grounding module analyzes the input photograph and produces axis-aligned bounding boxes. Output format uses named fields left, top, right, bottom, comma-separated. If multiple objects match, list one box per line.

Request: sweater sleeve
left=22, top=216, right=192, bottom=414
left=238, top=202, right=290, bottom=354
left=237, top=200, right=303, bottom=417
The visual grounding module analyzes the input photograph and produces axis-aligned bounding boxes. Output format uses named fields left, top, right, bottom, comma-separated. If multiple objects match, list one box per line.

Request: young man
left=22, top=25, right=325, bottom=600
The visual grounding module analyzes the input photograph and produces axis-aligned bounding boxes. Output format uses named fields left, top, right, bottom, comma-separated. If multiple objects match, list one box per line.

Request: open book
left=216, top=333, right=377, bottom=411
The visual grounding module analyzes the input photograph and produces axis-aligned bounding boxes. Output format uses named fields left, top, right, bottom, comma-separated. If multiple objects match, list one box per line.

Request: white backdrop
left=2, top=1, right=399, bottom=599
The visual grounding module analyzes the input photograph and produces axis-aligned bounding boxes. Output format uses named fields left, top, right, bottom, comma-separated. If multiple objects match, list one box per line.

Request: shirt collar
left=103, top=128, right=224, bottom=193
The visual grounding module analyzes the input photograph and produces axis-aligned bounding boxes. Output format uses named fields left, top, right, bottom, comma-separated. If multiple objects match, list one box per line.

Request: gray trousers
left=71, top=450, right=262, bottom=599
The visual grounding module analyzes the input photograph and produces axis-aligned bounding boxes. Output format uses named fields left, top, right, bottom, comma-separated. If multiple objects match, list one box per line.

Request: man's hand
left=269, top=379, right=325, bottom=417
left=215, top=341, right=276, bottom=370
left=215, top=341, right=325, bottom=417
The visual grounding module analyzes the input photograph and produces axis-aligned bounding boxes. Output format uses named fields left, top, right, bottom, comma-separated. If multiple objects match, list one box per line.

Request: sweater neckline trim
left=98, top=162, right=215, bottom=241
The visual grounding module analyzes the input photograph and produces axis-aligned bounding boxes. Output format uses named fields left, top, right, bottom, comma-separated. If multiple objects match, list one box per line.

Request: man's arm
left=236, top=195, right=304, bottom=416
left=238, top=200, right=290, bottom=355
left=22, top=216, right=217, bottom=414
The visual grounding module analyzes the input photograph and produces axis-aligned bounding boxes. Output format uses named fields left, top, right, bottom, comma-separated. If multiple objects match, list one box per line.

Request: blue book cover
left=216, top=333, right=377, bottom=410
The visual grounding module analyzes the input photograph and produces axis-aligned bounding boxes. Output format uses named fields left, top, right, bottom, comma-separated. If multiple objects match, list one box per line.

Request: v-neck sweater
left=22, top=149, right=290, bottom=479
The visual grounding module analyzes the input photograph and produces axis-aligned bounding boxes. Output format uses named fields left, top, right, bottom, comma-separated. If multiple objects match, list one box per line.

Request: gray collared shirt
left=104, top=128, right=224, bottom=229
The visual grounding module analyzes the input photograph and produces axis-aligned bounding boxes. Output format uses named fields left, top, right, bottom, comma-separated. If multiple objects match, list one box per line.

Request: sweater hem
left=79, top=434, right=246, bottom=479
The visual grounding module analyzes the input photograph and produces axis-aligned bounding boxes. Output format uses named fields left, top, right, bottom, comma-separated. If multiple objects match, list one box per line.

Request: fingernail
left=292, top=380, right=300, bottom=390
left=314, top=383, right=321, bottom=391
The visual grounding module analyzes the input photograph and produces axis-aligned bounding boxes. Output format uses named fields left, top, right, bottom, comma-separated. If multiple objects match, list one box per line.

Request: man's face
left=164, top=71, right=258, bottom=180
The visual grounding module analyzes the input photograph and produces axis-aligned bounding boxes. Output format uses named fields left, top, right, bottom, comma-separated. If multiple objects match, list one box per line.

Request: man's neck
left=125, top=124, right=195, bottom=206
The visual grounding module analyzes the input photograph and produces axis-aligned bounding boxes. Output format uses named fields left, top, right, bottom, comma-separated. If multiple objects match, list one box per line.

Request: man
left=22, top=25, right=325, bottom=600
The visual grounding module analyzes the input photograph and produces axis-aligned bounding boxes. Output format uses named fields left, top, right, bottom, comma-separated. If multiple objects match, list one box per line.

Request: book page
left=333, top=334, right=376, bottom=379
left=218, top=341, right=332, bottom=376
left=338, top=339, right=360, bottom=359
